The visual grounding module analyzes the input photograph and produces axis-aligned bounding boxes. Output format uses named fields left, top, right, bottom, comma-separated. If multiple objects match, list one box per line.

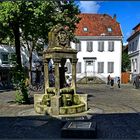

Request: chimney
left=113, top=14, right=116, bottom=20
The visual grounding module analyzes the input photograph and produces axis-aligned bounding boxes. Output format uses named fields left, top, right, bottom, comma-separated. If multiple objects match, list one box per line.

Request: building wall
left=128, top=34, right=140, bottom=74
left=0, top=45, right=40, bottom=70
left=70, top=38, right=122, bottom=82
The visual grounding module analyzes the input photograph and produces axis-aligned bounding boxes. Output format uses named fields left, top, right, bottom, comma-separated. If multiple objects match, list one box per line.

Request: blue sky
left=75, top=1, right=140, bottom=44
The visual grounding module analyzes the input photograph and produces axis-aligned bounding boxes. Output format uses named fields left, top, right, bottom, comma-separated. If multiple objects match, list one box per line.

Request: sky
left=75, top=1, right=140, bottom=44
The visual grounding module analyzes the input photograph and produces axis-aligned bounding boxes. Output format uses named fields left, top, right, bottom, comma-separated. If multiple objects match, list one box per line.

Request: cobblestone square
left=0, top=84, right=140, bottom=139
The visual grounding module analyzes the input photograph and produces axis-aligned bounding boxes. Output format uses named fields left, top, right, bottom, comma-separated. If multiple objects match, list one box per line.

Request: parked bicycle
left=29, top=82, right=44, bottom=92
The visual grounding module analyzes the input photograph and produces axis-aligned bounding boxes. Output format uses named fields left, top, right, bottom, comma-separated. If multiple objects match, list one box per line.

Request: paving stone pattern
left=0, top=84, right=140, bottom=139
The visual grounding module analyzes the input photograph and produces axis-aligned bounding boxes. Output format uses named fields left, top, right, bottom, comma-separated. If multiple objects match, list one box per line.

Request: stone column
left=51, top=58, right=61, bottom=115
left=54, top=58, right=61, bottom=96
left=71, top=58, right=78, bottom=94
left=44, top=59, right=50, bottom=94
left=60, top=59, right=66, bottom=88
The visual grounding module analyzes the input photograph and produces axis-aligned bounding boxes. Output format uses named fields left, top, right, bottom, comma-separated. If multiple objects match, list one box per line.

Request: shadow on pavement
left=0, top=113, right=140, bottom=139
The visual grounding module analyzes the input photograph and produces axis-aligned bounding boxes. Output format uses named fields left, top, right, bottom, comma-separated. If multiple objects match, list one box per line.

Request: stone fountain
left=34, top=24, right=88, bottom=116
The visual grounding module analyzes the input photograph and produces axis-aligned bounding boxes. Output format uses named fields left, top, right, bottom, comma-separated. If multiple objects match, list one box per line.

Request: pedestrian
left=110, top=77, right=114, bottom=88
left=107, top=75, right=111, bottom=85
left=117, top=77, right=121, bottom=88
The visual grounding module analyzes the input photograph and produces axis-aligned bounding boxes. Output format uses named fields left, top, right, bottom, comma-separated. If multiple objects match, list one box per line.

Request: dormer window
left=107, top=27, right=112, bottom=32
left=83, top=27, right=88, bottom=32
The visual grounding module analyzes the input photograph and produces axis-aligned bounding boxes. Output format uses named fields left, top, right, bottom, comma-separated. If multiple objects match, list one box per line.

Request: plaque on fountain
left=61, top=121, right=97, bottom=139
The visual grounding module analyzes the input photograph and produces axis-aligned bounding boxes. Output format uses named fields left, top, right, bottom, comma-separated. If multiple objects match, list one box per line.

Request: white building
left=67, top=14, right=123, bottom=82
left=127, top=23, right=140, bottom=75
left=0, top=44, right=41, bottom=84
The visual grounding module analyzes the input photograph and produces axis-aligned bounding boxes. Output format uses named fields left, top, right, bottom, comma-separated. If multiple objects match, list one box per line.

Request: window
left=132, top=42, right=134, bottom=51
left=108, top=62, right=114, bottom=73
left=129, top=44, right=131, bottom=51
left=75, top=42, right=81, bottom=52
left=83, top=27, right=88, bottom=32
left=108, top=41, right=114, bottom=51
left=1, top=53, right=9, bottom=64
left=98, top=62, right=104, bottom=73
left=9, top=53, right=16, bottom=64
left=66, top=62, right=71, bottom=73
left=107, top=27, right=112, bottom=32
left=86, top=61, right=93, bottom=65
left=87, top=42, right=93, bottom=52
left=76, top=62, right=81, bottom=73
left=98, top=42, right=104, bottom=52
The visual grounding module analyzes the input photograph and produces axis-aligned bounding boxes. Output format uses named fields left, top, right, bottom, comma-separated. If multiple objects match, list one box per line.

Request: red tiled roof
left=133, top=23, right=140, bottom=32
left=75, top=13, right=122, bottom=36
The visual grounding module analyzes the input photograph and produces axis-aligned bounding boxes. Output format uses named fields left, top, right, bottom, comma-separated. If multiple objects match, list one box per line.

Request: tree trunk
left=29, top=50, right=33, bottom=84
left=12, top=22, right=22, bottom=69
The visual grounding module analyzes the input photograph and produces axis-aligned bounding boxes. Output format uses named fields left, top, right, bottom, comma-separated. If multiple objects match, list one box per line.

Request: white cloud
left=79, top=1, right=100, bottom=13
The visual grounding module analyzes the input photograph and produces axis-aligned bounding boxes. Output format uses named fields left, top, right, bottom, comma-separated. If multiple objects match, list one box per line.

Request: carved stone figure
left=48, top=24, right=70, bottom=49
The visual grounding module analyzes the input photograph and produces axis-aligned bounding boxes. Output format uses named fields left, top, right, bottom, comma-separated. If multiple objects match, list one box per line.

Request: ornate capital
left=70, top=58, right=78, bottom=64
left=53, top=58, right=61, bottom=64
left=44, top=59, right=50, bottom=64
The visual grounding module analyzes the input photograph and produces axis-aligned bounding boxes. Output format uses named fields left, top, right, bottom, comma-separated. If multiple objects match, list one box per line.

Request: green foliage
left=13, top=67, right=30, bottom=104
left=0, top=0, right=81, bottom=88
left=122, top=52, right=131, bottom=72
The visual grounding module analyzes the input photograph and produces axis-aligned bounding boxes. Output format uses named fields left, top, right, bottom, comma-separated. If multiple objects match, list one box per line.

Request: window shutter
left=98, top=62, right=104, bottom=73
left=108, top=42, right=114, bottom=51
left=98, top=42, right=104, bottom=52
left=108, top=62, right=114, bottom=73
left=76, top=62, right=81, bottom=73
left=76, top=42, right=81, bottom=52
left=87, top=42, right=93, bottom=52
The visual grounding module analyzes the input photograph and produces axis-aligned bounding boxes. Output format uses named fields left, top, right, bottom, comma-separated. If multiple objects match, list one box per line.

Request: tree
left=0, top=1, right=80, bottom=103
left=122, top=51, right=131, bottom=72
left=0, top=2, right=23, bottom=69
left=20, top=0, right=80, bottom=84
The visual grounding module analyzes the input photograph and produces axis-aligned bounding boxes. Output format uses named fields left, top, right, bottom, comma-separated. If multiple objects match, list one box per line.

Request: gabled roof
left=127, top=23, right=140, bottom=41
left=75, top=13, right=123, bottom=37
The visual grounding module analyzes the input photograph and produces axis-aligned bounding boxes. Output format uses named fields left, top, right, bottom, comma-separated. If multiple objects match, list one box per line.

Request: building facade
left=127, top=23, right=140, bottom=75
left=67, top=14, right=123, bottom=82
left=0, top=44, right=41, bottom=87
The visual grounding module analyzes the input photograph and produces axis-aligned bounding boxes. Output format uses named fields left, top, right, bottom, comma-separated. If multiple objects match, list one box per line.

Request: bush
left=12, top=67, right=30, bottom=104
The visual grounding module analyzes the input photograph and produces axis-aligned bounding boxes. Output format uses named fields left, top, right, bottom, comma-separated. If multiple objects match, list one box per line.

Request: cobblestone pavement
left=0, top=84, right=140, bottom=139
